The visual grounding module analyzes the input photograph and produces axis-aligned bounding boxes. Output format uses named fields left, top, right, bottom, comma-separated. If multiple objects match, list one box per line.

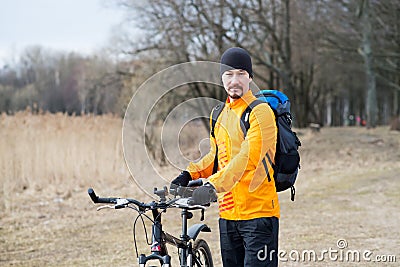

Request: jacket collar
left=226, top=90, right=255, bottom=109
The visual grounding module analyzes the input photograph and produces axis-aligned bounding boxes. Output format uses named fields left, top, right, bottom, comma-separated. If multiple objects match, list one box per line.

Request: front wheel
left=191, top=239, right=213, bottom=267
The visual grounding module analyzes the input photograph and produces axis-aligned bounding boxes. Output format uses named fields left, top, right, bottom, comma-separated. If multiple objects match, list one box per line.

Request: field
left=1, top=112, right=399, bottom=266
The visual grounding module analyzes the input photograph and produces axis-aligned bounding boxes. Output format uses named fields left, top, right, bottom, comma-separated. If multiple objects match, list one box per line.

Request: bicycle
left=87, top=181, right=214, bottom=267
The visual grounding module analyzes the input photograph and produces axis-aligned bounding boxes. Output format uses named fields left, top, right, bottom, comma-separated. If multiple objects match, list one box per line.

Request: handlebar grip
left=188, top=179, right=203, bottom=187
left=88, top=188, right=99, bottom=203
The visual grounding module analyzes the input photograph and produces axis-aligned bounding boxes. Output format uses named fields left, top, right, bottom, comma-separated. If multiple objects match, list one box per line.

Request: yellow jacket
left=187, top=91, right=280, bottom=220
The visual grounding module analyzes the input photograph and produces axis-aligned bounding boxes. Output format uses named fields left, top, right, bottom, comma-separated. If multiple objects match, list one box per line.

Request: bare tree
left=3, top=0, right=398, bottom=130
left=358, top=0, right=377, bottom=128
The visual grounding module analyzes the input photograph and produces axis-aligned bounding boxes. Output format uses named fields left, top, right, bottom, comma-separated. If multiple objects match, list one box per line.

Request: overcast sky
left=0, top=0, right=126, bottom=65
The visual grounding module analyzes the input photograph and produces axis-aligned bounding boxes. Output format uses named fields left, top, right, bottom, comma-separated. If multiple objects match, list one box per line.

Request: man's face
left=222, top=69, right=252, bottom=100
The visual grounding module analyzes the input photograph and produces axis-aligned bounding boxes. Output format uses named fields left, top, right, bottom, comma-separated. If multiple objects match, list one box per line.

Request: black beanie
left=220, top=47, right=253, bottom=78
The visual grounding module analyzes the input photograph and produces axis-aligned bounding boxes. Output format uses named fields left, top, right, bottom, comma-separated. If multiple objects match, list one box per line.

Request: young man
left=172, top=47, right=279, bottom=266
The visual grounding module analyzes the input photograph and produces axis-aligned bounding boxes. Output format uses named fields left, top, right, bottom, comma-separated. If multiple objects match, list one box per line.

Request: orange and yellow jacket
left=187, top=91, right=280, bottom=220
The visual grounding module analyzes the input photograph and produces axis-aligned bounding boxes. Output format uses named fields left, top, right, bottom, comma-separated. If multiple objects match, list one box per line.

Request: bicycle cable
left=130, top=202, right=172, bottom=258
left=132, top=212, right=150, bottom=258
left=129, top=197, right=188, bottom=258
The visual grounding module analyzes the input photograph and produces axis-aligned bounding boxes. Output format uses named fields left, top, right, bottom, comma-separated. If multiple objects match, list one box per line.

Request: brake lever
left=96, top=198, right=129, bottom=211
left=97, top=205, right=114, bottom=211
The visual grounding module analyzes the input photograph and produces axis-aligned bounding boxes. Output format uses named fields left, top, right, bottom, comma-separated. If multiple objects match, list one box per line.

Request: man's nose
left=230, top=74, right=240, bottom=84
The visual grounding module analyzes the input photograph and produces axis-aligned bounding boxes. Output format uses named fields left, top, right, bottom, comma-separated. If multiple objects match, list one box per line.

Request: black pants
left=219, top=217, right=279, bottom=267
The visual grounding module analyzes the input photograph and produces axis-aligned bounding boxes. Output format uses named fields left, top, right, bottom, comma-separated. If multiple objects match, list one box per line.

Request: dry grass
left=0, top=111, right=128, bottom=213
left=1, top=113, right=400, bottom=266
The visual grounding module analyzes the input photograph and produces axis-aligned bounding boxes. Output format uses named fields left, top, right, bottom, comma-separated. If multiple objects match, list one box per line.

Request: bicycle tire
left=191, top=239, right=213, bottom=267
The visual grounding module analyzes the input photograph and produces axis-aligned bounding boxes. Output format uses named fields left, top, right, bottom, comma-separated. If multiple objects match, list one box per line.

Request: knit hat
left=220, top=47, right=253, bottom=78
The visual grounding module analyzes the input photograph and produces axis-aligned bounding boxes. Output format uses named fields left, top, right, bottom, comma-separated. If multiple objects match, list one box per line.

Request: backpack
left=211, top=89, right=301, bottom=201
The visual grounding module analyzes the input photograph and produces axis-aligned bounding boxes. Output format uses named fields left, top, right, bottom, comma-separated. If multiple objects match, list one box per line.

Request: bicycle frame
left=139, top=205, right=211, bottom=267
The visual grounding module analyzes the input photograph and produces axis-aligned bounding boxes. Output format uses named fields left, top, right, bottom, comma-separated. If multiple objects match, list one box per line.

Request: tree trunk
left=360, top=0, right=377, bottom=128
left=395, top=88, right=399, bottom=116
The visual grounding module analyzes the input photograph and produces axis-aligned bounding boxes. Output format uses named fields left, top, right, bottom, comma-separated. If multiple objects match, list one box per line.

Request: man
left=172, top=47, right=279, bottom=266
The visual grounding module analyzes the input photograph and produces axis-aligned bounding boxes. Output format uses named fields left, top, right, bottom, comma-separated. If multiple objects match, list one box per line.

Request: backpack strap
left=211, top=103, right=224, bottom=138
left=291, top=186, right=295, bottom=201
left=240, top=99, right=264, bottom=136
left=211, top=104, right=224, bottom=174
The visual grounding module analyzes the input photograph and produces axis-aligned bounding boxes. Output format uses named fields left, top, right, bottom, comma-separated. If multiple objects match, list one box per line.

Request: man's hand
left=191, top=183, right=217, bottom=205
left=170, top=171, right=192, bottom=192
left=171, top=171, right=192, bottom=186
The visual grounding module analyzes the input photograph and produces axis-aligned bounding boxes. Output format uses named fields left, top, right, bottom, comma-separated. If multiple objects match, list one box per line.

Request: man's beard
left=228, top=85, right=243, bottom=99
left=229, top=93, right=241, bottom=99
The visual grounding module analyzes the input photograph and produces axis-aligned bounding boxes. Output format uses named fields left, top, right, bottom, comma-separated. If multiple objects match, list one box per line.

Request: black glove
left=170, top=171, right=192, bottom=191
left=177, top=186, right=195, bottom=198
left=173, top=178, right=204, bottom=198
left=191, top=183, right=217, bottom=205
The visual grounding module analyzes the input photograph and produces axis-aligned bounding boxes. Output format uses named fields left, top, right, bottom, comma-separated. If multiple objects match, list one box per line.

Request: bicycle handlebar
left=88, top=188, right=144, bottom=207
left=187, top=179, right=204, bottom=187
left=88, top=187, right=209, bottom=210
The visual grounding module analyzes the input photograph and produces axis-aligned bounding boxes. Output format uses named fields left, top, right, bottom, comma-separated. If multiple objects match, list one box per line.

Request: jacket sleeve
left=208, top=104, right=277, bottom=192
left=186, top=114, right=217, bottom=179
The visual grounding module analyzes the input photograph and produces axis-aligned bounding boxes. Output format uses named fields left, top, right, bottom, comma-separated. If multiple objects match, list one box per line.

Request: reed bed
left=0, top=111, right=128, bottom=213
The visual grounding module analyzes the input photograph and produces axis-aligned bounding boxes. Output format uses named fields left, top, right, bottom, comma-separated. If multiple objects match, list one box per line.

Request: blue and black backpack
left=211, top=89, right=301, bottom=201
